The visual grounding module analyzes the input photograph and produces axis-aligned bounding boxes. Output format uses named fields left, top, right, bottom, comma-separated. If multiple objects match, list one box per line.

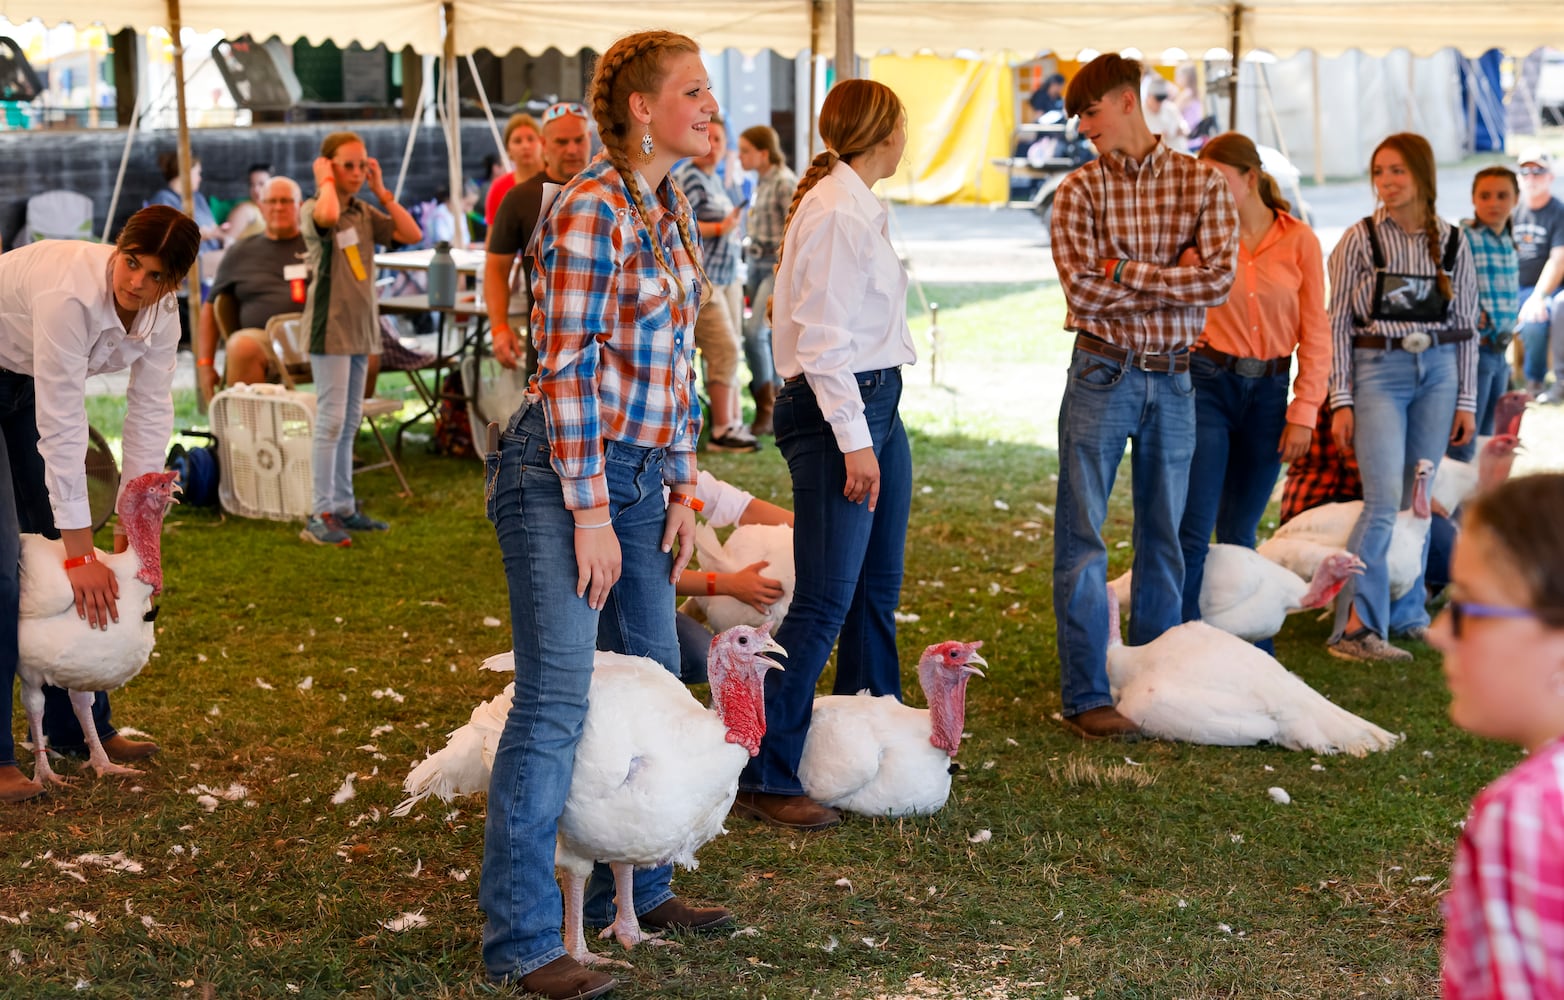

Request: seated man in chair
left=195, top=176, right=311, bottom=405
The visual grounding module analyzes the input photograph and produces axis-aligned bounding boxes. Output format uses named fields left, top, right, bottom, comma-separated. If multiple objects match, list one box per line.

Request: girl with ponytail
left=1178, top=132, right=1332, bottom=636
left=479, top=30, right=727, bottom=999
left=1322, top=132, right=1480, bottom=663
left=732, top=78, right=917, bottom=832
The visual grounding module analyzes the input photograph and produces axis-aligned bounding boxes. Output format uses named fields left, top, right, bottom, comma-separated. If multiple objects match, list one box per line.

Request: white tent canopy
left=8, top=0, right=1564, bottom=58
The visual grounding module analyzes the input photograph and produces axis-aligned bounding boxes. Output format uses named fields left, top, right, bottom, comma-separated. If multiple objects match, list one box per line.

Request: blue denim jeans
left=1518, top=284, right=1564, bottom=385
left=1178, top=355, right=1290, bottom=623
left=742, top=267, right=779, bottom=391
left=1332, top=345, right=1459, bottom=640
left=739, top=368, right=911, bottom=796
left=674, top=610, right=713, bottom=686
left=1054, top=350, right=1195, bottom=717
left=1447, top=345, right=1512, bottom=463
left=308, top=353, right=367, bottom=517
left=0, top=371, right=113, bottom=765
left=479, top=403, right=680, bottom=981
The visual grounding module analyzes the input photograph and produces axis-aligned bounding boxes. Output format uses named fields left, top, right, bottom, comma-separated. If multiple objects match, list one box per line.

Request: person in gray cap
left=1513, top=148, right=1564, bottom=403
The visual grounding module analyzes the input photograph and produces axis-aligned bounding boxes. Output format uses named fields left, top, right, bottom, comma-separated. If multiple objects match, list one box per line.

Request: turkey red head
left=1297, top=551, right=1365, bottom=610
left=708, top=623, right=785, bottom=757
left=1494, top=390, right=1528, bottom=438
left=917, top=640, right=987, bottom=757
left=121, top=470, right=181, bottom=595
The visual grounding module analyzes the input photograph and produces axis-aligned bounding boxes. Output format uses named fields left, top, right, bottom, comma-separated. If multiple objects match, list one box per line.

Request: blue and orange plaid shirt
left=529, top=152, right=703, bottom=510
left=1461, top=218, right=1520, bottom=346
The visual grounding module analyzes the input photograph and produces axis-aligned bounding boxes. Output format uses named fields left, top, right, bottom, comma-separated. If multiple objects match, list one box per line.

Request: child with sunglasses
left=1431, top=472, right=1564, bottom=997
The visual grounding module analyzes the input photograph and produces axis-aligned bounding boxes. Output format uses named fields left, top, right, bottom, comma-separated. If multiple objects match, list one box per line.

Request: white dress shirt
left=772, top=160, right=917, bottom=453
left=0, top=241, right=179, bottom=530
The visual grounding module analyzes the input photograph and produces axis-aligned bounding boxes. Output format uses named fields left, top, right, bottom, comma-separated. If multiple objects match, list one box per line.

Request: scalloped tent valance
left=9, top=0, right=1564, bottom=59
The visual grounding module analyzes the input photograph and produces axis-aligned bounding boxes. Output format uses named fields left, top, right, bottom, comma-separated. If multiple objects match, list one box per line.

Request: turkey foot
left=561, top=871, right=635, bottom=970
left=598, top=863, right=682, bottom=952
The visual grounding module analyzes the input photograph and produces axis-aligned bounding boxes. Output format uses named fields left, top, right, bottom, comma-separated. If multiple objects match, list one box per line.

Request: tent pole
left=836, top=0, right=855, bottom=82
left=1227, top=3, right=1242, bottom=131
left=394, top=68, right=432, bottom=203
left=167, top=0, right=201, bottom=343
left=103, top=96, right=146, bottom=241
left=1310, top=51, right=1324, bottom=185
left=809, top=0, right=822, bottom=160
left=443, top=2, right=465, bottom=247
left=465, top=53, right=506, bottom=169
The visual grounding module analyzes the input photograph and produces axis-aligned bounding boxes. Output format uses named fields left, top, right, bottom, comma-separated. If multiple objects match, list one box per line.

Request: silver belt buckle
left=1233, top=357, right=1268, bottom=378
left=1401, top=331, right=1432, bottom=354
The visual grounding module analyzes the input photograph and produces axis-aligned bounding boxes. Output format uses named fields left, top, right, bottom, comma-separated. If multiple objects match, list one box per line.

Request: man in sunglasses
left=1513, top=149, right=1564, bottom=404
left=485, top=101, right=593, bottom=375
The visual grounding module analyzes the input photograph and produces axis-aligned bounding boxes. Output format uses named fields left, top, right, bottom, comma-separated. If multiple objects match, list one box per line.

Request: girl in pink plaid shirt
left=1432, top=473, right=1564, bottom=998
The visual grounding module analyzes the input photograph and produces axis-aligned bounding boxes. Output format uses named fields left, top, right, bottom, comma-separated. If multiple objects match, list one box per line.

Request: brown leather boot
left=58, top=734, right=160, bottom=762
left=731, top=791, right=841, bottom=830
left=1062, top=706, right=1145, bottom=741
left=0, top=765, right=44, bottom=803
left=514, top=955, right=616, bottom=1000
left=637, top=897, right=734, bottom=933
left=749, top=382, right=776, bottom=437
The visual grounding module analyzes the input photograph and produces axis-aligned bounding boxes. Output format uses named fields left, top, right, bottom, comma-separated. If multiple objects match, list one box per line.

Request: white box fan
left=209, top=384, right=316, bottom=520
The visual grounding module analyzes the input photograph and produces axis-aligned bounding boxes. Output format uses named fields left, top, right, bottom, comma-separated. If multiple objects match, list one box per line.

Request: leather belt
left=1072, top=332, right=1189, bottom=374
left=783, top=373, right=806, bottom=384
left=1194, top=345, right=1290, bottom=379
left=1352, top=329, right=1474, bottom=354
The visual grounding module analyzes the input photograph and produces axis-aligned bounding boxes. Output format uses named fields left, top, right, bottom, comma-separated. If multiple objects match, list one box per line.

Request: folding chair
left=266, top=314, right=413, bottom=497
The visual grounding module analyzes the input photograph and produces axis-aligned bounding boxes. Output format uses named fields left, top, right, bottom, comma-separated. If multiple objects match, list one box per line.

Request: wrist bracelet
left=63, top=552, right=97, bottom=570
left=197, top=357, right=214, bottom=367
left=575, top=519, right=612, bottom=530
left=707, top=572, right=717, bottom=597
left=668, top=492, right=705, bottom=512
left=1112, top=259, right=1128, bottom=284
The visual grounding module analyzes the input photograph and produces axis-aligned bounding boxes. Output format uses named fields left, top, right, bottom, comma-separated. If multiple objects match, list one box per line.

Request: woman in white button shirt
left=0, top=204, right=199, bottom=802
left=733, top=79, right=917, bottom=832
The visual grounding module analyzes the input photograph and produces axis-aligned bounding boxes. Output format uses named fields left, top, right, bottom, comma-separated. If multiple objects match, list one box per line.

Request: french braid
left=589, top=31, right=706, bottom=299
left=772, top=150, right=839, bottom=278
left=1422, top=199, right=1453, bottom=302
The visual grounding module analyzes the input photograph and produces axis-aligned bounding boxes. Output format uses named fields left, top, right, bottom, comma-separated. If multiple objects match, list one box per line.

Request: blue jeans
left=0, top=371, right=114, bottom=766
left=674, top=611, right=713, bottom=686
left=479, top=403, right=680, bottom=981
left=739, top=368, right=911, bottom=796
left=1332, top=345, right=1458, bottom=640
left=1178, top=356, right=1290, bottom=623
left=1517, top=284, right=1564, bottom=385
left=742, top=267, right=779, bottom=391
left=1054, top=350, right=1195, bottom=717
left=308, top=353, right=367, bottom=517
left=1447, top=345, right=1512, bottom=462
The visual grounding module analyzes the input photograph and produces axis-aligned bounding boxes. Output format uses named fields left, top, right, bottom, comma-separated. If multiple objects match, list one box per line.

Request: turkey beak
left=962, top=652, right=988, bottom=678
left=756, top=636, right=787, bottom=671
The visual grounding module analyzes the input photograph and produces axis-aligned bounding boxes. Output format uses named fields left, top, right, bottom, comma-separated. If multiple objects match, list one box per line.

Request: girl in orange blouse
left=1179, top=132, right=1333, bottom=629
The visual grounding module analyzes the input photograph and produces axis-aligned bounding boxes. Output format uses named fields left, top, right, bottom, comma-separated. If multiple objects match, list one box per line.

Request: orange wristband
left=1103, top=259, right=1118, bottom=281
left=196, top=357, right=214, bottom=367
left=63, top=552, right=96, bottom=570
left=669, top=492, right=705, bottom=512
left=706, top=572, right=717, bottom=597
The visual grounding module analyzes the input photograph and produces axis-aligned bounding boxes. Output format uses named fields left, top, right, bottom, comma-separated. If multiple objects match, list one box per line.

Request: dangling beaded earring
left=639, top=126, right=655, bottom=163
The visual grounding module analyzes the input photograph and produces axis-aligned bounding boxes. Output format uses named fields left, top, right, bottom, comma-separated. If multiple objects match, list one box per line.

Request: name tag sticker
left=283, top=264, right=309, bottom=281
left=335, top=228, right=360, bottom=250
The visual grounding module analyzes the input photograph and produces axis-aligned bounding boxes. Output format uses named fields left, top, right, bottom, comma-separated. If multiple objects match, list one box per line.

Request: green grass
left=3, top=284, right=1519, bottom=998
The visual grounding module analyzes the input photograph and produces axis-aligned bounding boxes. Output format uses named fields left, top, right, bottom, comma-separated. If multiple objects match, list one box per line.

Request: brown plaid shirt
left=1051, top=141, right=1239, bottom=354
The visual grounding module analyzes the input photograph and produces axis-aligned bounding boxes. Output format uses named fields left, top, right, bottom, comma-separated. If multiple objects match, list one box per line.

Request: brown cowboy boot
left=749, top=382, right=776, bottom=437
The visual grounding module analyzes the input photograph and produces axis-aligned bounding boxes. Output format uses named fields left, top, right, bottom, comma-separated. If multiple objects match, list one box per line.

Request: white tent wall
left=1233, top=49, right=1467, bottom=181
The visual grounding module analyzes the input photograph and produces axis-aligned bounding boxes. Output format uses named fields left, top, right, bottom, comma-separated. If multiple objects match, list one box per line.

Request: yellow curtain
left=873, top=52, right=1016, bottom=205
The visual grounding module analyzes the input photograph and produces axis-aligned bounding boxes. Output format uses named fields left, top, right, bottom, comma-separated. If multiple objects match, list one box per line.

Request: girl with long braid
left=732, top=79, right=916, bottom=832
left=479, top=30, right=727, bottom=999
left=1324, top=132, right=1479, bottom=663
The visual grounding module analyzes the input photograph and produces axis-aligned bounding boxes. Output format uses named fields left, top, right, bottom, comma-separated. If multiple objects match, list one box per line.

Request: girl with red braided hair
left=478, top=30, right=728, bottom=998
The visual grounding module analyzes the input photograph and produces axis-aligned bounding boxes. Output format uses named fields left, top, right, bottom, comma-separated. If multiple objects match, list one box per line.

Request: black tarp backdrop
left=0, top=120, right=499, bottom=248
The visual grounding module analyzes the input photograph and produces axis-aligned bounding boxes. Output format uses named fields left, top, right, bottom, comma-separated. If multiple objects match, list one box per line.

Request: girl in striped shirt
left=1325, top=132, right=1479, bottom=663
left=1433, top=473, right=1564, bottom=998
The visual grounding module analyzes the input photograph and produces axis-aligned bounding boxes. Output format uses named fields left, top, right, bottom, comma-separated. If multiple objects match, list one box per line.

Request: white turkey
left=797, top=640, right=986, bottom=817
left=1104, top=584, right=1399, bottom=755
left=691, top=521, right=795, bottom=631
left=1108, top=547, right=1362, bottom=642
left=17, top=471, right=180, bottom=785
left=1430, top=432, right=1521, bottom=516
left=395, top=624, right=784, bottom=964
left=1264, top=458, right=1433, bottom=600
